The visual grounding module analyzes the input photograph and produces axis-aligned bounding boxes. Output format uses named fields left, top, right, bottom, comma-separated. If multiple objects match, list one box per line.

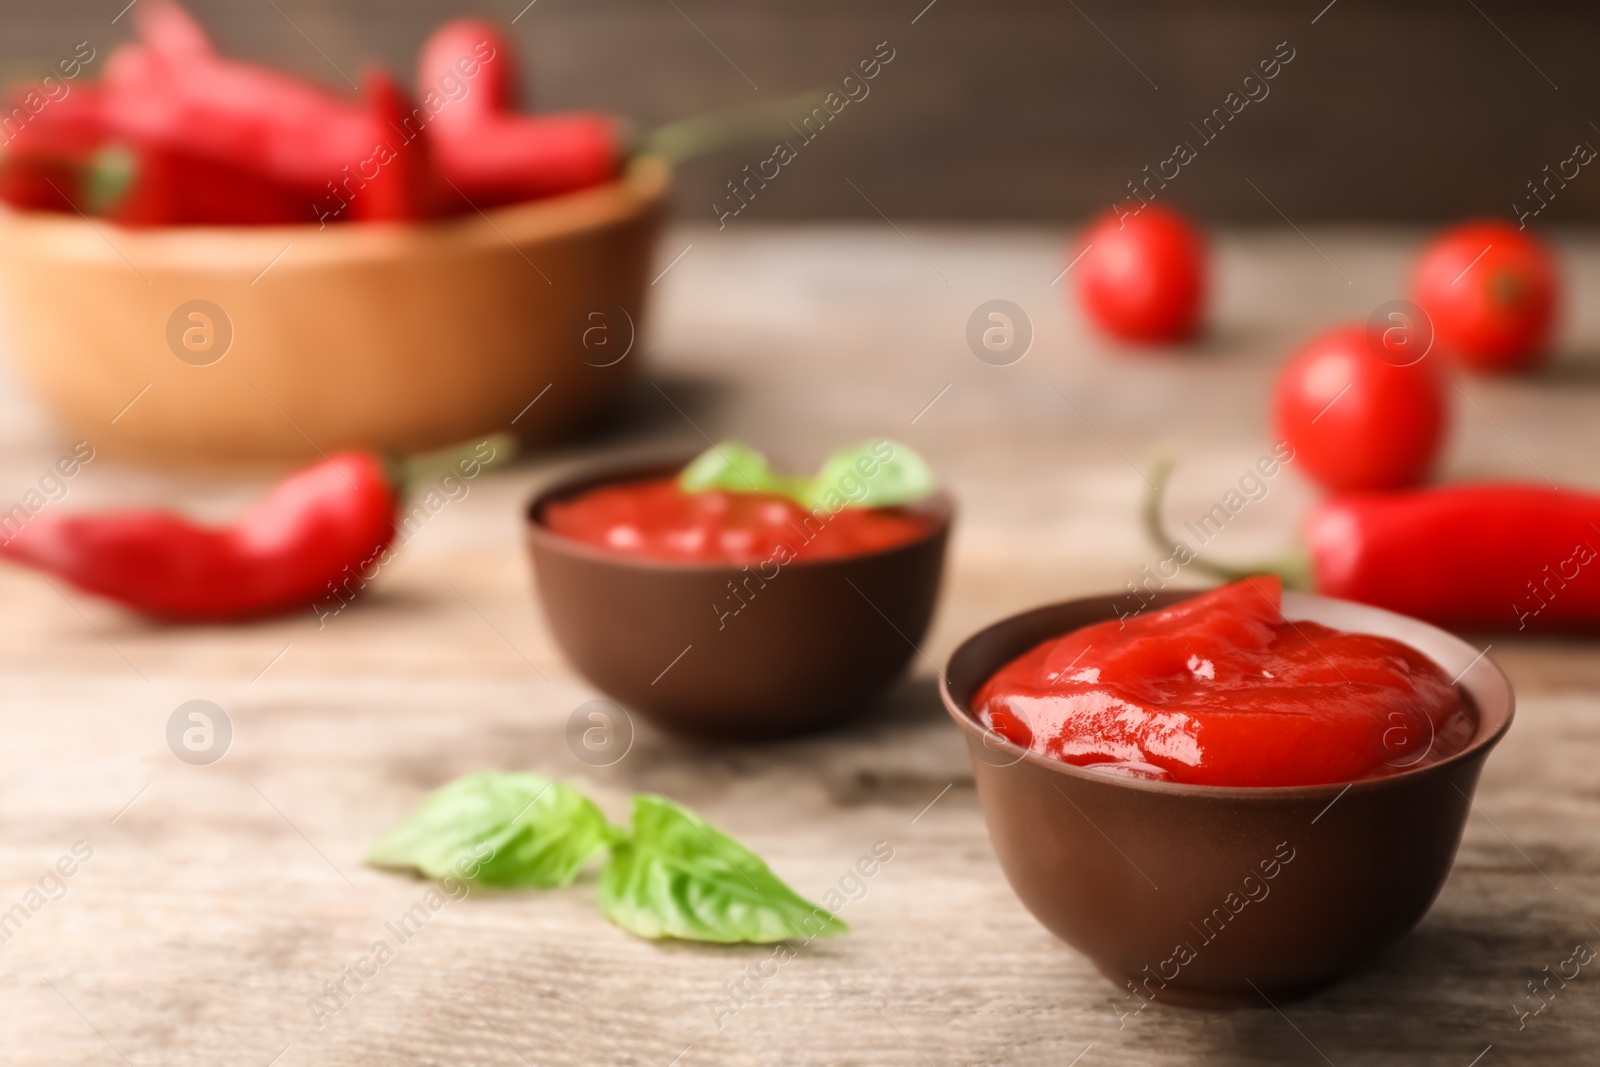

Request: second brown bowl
left=527, top=460, right=952, bottom=740
left=941, top=589, right=1514, bottom=1009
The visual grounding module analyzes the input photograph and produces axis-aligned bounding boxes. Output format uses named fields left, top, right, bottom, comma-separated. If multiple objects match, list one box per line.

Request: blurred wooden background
left=4, top=0, right=1598, bottom=224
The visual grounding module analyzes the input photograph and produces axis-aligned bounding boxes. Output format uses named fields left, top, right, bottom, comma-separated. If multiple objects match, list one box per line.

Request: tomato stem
left=1142, top=455, right=1313, bottom=590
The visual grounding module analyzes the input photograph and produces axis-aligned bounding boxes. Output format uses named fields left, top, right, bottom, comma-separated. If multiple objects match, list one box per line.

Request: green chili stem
left=1142, top=456, right=1312, bottom=589
left=389, top=432, right=518, bottom=499
left=640, top=89, right=832, bottom=165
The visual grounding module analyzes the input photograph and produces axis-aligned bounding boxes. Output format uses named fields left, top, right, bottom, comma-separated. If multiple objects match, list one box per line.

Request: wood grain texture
left=0, top=224, right=1599, bottom=1064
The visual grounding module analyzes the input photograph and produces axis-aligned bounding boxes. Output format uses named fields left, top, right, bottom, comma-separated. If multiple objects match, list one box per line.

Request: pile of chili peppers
left=0, top=1, right=620, bottom=226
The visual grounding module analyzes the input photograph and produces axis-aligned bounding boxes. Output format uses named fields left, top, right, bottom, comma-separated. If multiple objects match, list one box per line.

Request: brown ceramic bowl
left=527, top=459, right=952, bottom=740
left=941, top=589, right=1514, bottom=1009
left=0, top=157, right=668, bottom=464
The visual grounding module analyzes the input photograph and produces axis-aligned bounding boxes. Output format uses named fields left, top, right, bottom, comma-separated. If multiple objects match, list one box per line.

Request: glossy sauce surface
left=973, top=577, right=1474, bottom=787
left=542, top=476, right=933, bottom=565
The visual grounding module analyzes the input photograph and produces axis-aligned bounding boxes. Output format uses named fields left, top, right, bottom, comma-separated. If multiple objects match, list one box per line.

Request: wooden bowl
left=526, top=458, right=954, bottom=740
left=941, top=589, right=1514, bottom=1008
left=0, top=157, right=669, bottom=464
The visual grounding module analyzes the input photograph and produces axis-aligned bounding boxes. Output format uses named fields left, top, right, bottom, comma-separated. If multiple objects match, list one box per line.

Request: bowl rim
left=524, top=454, right=954, bottom=575
left=940, top=588, right=1515, bottom=801
left=0, top=155, right=671, bottom=265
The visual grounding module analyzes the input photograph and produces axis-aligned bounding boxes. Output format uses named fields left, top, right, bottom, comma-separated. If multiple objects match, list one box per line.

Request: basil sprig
left=679, top=439, right=934, bottom=510
left=367, top=772, right=846, bottom=944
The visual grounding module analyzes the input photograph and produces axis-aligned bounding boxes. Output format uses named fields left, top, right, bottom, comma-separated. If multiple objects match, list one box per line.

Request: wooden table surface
left=2, top=224, right=1599, bottom=1066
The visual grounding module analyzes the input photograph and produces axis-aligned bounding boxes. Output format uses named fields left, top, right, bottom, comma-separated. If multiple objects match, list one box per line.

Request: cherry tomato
left=1075, top=204, right=1205, bottom=344
left=1273, top=325, right=1447, bottom=492
left=1411, top=220, right=1557, bottom=374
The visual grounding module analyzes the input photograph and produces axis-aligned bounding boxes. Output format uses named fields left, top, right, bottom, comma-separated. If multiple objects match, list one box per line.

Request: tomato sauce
left=542, top=476, right=933, bottom=565
left=974, top=577, right=1474, bottom=787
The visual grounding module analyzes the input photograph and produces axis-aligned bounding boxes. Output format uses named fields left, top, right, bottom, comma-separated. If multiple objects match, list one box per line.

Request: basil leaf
left=808, top=439, right=935, bottom=509
left=366, top=772, right=609, bottom=889
left=679, top=439, right=936, bottom=511
left=678, top=442, right=788, bottom=497
left=598, top=795, right=847, bottom=943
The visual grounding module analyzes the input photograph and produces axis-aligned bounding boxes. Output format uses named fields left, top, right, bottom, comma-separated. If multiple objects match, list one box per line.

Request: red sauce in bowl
left=973, top=577, right=1474, bottom=787
left=541, top=475, right=934, bottom=565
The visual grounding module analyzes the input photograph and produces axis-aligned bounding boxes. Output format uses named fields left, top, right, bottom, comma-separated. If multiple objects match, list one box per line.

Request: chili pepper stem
left=1142, top=455, right=1313, bottom=590
left=639, top=89, right=834, bottom=165
left=84, top=146, right=135, bottom=214
left=389, top=432, right=518, bottom=499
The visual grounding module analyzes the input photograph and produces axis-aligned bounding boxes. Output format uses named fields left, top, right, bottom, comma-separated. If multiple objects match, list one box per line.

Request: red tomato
left=1273, top=325, right=1447, bottom=492
left=1411, top=220, right=1557, bottom=374
left=1075, top=204, right=1205, bottom=344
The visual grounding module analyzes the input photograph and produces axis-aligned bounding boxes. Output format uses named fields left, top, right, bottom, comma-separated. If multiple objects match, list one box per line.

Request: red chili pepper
left=87, top=142, right=315, bottom=226
left=97, top=40, right=458, bottom=225
left=133, top=0, right=214, bottom=62
left=100, top=40, right=371, bottom=197
left=0, top=84, right=107, bottom=212
left=0, top=452, right=396, bottom=622
left=1145, top=466, right=1600, bottom=632
left=1, top=81, right=105, bottom=158
left=416, top=19, right=620, bottom=209
left=348, top=69, right=443, bottom=223
left=0, top=155, right=80, bottom=212
left=417, top=18, right=520, bottom=121
left=433, top=112, right=620, bottom=209
left=1303, top=485, right=1600, bottom=632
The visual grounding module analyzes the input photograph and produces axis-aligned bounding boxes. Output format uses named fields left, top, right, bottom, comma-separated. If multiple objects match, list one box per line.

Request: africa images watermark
left=1112, top=840, right=1297, bottom=1028
left=711, top=439, right=900, bottom=630
left=305, top=844, right=492, bottom=1030
left=1513, top=938, right=1595, bottom=1030
left=1513, top=539, right=1597, bottom=630
left=0, top=441, right=97, bottom=548
left=314, top=40, right=497, bottom=226
left=713, top=40, right=897, bottom=229
left=0, top=40, right=97, bottom=146
left=704, top=840, right=895, bottom=1032
left=1114, top=441, right=1296, bottom=626
left=1107, top=40, right=1296, bottom=227
left=313, top=439, right=498, bottom=627
left=1513, top=138, right=1596, bottom=230
left=0, top=841, right=94, bottom=948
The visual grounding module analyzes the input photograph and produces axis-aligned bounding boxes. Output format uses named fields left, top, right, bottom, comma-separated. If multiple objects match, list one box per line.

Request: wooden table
left=1, top=225, right=1597, bottom=1066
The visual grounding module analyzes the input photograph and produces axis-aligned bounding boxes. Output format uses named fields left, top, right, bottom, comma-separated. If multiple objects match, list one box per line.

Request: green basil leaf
left=679, top=439, right=935, bottom=511
left=598, top=795, right=847, bottom=943
left=678, top=442, right=788, bottom=497
left=366, top=772, right=609, bottom=889
left=808, top=439, right=935, bottom=509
